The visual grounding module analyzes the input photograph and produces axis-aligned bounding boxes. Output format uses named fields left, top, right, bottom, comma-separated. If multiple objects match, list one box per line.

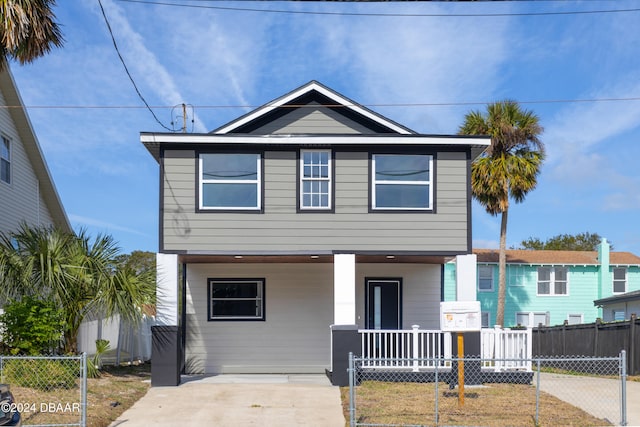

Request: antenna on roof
left=171, top=103, right=195, bottom=133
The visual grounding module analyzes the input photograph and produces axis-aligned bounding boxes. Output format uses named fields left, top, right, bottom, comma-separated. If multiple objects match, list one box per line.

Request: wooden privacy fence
left=533, top=314, right=639, bottom=375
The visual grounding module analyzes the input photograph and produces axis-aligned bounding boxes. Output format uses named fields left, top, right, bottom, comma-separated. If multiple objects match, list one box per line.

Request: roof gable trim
left=212, top=81, right=415, bottom=135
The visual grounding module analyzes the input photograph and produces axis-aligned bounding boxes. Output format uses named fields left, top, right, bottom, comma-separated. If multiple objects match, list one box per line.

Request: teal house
left=444, top=239, right=640, bottom=327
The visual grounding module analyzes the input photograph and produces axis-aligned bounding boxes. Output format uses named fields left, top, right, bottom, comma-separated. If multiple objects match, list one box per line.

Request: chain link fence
left=0, top=354, right=87, bottom=427
left=348, top=352, right=627, bottom=427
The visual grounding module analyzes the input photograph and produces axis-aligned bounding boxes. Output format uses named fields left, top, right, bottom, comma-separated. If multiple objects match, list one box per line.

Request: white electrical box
left=440, top=301, right=481, bottom=332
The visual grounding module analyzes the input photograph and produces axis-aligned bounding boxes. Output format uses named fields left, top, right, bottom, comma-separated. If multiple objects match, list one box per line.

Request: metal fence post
left=349, top=352, right=355, bottom=427
left=434, top=357, right=439, bottom=426
left=621, top=350, right=627, bottom=426
left=81, top=352, right=88, bottom=427
left=535, top=358, right=541, bottom=425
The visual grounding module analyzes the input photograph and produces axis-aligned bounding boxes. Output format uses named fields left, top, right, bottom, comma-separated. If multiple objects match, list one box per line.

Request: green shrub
left=0, top=297, right=65, bottom=355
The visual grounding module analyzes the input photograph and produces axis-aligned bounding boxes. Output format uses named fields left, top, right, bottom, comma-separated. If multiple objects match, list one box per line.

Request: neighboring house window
left=537, top=267, right=568, bottom=296
left=0, top=135, right=9, bottom=184
left=613, top=310, right=626, bottom=321
left=481, top=311, right=491, bottom=328
left=516, top=312, right=548, bottom=327
left=567, top=314, right=583, bottom=325
left=613, top=267, right=627, bottom=294
left=208, top=278, right=265, bottom=320
left=300, top=150, right=331, bottom=210
left=199, top=153, right=261, bottom=210
left=478, top=266, right=494, bottom=292
left=508, top=265, right=526, bottom=287
left=371, top=154, right=432, bottom=210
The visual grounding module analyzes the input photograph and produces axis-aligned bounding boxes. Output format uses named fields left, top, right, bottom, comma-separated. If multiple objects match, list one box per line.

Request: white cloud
left=69, top=214, right=148, bottom=237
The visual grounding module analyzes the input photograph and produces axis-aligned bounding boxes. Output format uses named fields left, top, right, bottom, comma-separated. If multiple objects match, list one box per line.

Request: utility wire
left=5, top=95, right=640, bottom=110
left=117, top=0, right=640, bottom=17
left=97, top=0, right=173, bottom=131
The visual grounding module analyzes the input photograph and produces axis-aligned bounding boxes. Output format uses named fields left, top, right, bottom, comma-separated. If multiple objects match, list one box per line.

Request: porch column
left=456, top=254, right=477, bottom=301
left=334, top=253, right=356, bottom=324
left=151, top=253, right=181, bottom=386
left=156, top=253, right=179, bottom=325
left=331, top=254, right=359, bottom=386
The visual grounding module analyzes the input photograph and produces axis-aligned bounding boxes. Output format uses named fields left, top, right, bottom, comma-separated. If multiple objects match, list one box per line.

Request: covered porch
left=152, top=252, right=479, bottom=386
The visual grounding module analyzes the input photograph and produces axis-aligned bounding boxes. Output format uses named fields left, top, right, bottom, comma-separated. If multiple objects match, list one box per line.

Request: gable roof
left=211, top=80, right=416, bottom=135
left=0, top=65, right=71, bottom=232
left=474, top=249, right=640, bottom=266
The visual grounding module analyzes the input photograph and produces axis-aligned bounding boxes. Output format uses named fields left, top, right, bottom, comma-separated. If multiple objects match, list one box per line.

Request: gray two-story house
left=142, top=81, right=489, bottom=385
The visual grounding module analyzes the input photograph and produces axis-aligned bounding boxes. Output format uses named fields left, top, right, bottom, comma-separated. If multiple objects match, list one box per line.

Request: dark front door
left=365, top=279, right=401, bottom=329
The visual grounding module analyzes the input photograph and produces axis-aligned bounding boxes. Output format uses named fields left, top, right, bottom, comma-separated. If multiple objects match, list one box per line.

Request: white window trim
left=0, top=135, right=10, bottom=185
left=199, top=153, right=262, bottom=210
left=208, top=278, right=265, bottom=321
left=516, top=311, right=548, bottom=327
left=567, top=314, right=583, bottom=325
left=508, top=265, right=526, bottom=287
left=481, top=311, right=491, bottom=328
left=299, top=149, right=332, bottom=210
left=477, top=265, right=494, bottom=292
left=371, top=154, right=433, bottom=210
left=536, top=266, right=569, bottom=296
left=612, top=267, right=627, bottom=294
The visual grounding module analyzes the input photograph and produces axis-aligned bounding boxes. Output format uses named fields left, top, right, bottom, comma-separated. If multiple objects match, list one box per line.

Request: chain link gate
left=348, top=351, right=627, bottom=427
left=0, top=354, right=87, bottom=427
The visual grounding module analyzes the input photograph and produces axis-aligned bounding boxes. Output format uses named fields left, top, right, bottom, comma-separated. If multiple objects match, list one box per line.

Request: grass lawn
left=340, top=381, right=612, bottom=427
left=13, top=363, right=151, bottom=427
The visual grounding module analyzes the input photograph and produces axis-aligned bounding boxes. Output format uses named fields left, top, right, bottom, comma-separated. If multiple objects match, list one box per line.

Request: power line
left=97, top=0, right=173, bottom=131
left=117, top=0, right=640, bottom=17
left=5, top=95, right=640, bottom=110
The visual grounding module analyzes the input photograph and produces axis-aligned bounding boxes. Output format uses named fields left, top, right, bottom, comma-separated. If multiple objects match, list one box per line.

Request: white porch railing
left=358, top=326, right=532, bottom=372
left=359, top=326, right=452, bottom=371
left=481, top=326, right=532, bottom=371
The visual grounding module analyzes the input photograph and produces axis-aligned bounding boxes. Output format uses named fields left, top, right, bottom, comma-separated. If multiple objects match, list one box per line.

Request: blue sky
left=9, top=0, right=640, bottom=255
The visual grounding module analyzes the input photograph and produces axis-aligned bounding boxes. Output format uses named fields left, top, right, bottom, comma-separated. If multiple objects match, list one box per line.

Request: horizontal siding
left=184, top=262, right=442, bottom=374
left=249, top=104, right=376, bottom=134
left=184, top=263, right=334, bottom=374
left=355, top=263, right=442, bottom=330
left=162, top=149, right=469, bottom=252
left=0, top=90, right=55, bottom=234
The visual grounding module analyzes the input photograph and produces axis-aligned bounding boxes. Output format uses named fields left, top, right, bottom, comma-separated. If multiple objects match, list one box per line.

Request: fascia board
left=141, top=133, right=490, bottom=148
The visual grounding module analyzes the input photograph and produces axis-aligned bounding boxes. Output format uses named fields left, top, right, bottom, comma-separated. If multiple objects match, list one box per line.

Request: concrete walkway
left=109, top=375, right=345, bottom=427
left=538, top=373, right=640, bottom=426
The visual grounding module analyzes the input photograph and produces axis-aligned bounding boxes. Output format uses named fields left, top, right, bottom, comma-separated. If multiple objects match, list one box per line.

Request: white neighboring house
left=0, top=64, right=154, bottom=360
left=0, top=64, right=70, bottom=234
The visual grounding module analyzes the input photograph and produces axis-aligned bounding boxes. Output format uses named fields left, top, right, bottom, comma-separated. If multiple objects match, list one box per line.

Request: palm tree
left=0, top=224, right=155, bottom=353
left=0, top=0, right=63, bottom=68
left=459, top=101, right=544, bottom=327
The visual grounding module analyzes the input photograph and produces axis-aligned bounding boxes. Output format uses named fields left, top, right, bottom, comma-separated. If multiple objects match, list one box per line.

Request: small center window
left=199, top=153, right=261, bottom=210
left=300, top=150, right=331, bottom=210
left=372, top=154, right=432, bottom=210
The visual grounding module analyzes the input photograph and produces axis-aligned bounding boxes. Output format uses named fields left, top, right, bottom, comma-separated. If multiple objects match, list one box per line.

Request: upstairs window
left=613, top=267, right=627, bottom=294
left=199, top=153, right=261, bottom=210
left=372, top=154, right=432, bottom=210
left=0, top=136, right=9, bottom=184
left=300, top=150, right=332, bottom=210
left=537, top=267, right=568, bottom=296
left=478, top=265, right=494, bottom=292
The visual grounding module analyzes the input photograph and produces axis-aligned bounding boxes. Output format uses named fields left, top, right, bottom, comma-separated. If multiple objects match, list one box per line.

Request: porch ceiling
left=177, top=254, right=450, bottom=264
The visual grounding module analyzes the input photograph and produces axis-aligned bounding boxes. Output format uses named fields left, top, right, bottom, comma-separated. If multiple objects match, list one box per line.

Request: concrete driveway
left=538, top=373, right=640, bottom=426
left=109, top=374, right=345, bottom=427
